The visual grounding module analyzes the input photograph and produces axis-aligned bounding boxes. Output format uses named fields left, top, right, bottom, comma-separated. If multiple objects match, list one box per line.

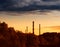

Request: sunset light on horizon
left=0, top=10, right=60, bottom=35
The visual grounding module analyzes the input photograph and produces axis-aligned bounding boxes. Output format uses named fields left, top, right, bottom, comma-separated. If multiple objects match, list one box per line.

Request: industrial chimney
left=32, top=21, right=34, bottom=34
left=25, top=26, right=28, bottom=33
left=39, top=24, right=40, bottom=35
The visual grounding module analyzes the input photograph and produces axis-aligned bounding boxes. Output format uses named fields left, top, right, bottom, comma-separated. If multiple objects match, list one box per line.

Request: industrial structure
left=25, top=26, right=28, bottom=33
left=39, top=24, right=40, bottom=35
left=25, top=21, right=41, bottom=35
left=32, top=21, right=41, bottom=35
left=32, top=21, right=34, bottom=34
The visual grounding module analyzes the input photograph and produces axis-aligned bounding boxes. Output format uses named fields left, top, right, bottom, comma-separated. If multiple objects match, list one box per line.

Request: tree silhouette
left=0, top=22, right=60, bottom=47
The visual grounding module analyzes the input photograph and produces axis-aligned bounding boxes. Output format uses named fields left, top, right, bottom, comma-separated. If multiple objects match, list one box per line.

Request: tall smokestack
left=25, top=26, right=28, bottom=33
left=32, top=21, right=34, bottom=34
left=39, top=24, right=40, bottom=35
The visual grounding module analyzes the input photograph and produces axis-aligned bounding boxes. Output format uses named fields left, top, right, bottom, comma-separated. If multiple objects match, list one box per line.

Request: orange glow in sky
left=0, top=10, right=60, bottom=35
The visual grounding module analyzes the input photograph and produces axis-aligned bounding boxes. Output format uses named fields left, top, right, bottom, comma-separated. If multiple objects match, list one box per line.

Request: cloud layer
left=0, top=0, right=60, bottom=11
left=42, top=0, right=59, bottom=2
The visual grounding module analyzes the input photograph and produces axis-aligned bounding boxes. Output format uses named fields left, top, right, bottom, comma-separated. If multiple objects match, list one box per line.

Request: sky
left=0, top=0, right=60, bottom=10
left=0, top=0, right=60, bottom=35
left=0, top=10, right=60, bottom=35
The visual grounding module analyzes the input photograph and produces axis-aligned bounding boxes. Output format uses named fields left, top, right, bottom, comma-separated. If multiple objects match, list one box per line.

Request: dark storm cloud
left=0, top=0, right=60, bottom=11
left=0, top=0, right=17, bottom=10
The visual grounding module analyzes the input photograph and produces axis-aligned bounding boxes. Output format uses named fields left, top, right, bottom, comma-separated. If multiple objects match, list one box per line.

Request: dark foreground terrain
left=0, top=22, right=60, bottom=47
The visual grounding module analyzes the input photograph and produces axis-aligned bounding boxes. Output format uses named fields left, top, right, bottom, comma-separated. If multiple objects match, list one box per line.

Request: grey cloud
left=42, top=0, right=59, bottom=2
left=9, top=0, right=60, bottom=8
left=0, top=0, right=60, bottom=11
